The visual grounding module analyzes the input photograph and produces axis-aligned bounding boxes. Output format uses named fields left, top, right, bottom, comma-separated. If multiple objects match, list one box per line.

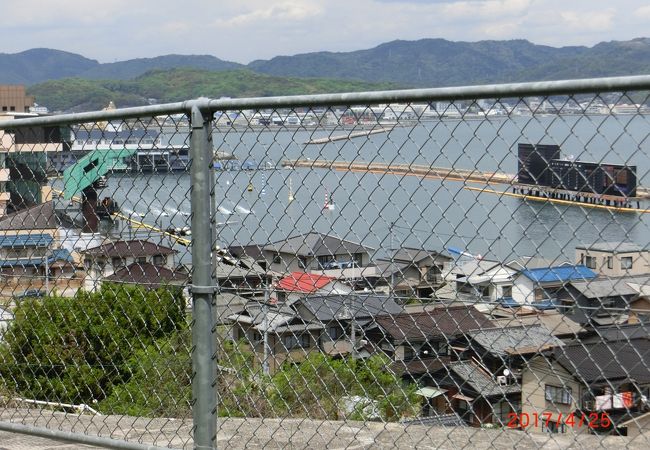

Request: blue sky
left=1, top=0, right=648, bottom=63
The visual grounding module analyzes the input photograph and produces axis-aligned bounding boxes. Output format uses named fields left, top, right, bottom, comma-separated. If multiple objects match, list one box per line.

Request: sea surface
left=74, top=114, right=650, bottom=265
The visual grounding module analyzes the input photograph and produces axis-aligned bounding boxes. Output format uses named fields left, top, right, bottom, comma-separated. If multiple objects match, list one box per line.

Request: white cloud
left=559, top=9, right=615, bottom=31
left=0, top=0, right=646, bottom=63
left=634, top=5, right=650, bottom=19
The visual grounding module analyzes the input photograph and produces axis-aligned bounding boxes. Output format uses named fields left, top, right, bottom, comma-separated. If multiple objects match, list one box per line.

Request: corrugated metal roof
left=276, top=272, right=336, bottom=293
left=521, top=265, right=596, bottom=283
left=0, top=248, right=73, bottom=268
left=0, top=233, right=53, bottom=248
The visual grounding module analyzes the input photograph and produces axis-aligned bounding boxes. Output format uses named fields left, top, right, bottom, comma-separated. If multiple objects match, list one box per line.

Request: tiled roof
left=295, top=294, right=403, bottom=321
left=83, top=239, right=176, bottom=257
left=555, top=338, right=650, bottom=385
left=446, top=361, right=521, bottom=397
left=467, top=324, right=564, bottom=356
left=276, top=272, right=335, bottom=293
left=105, top=262, right=187, bottom=288
left=263, top=232, right=373, bottom=257
left=374, top=306, right=493, bottom=343
left=0, top=201, right=61, bottom=230
left=521, top=265, right=597, bottom=283
left=0, top=233, right=53, bottom=248
left=383, top=247, right=451, bottom=265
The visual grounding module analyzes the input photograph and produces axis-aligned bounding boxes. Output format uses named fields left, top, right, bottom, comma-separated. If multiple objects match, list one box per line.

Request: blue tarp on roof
left=0, top=233, right=53, bottom=248
left=521, top=265, right=597, bottom=283
left=0, top=248, right=73, bottom=268
left=498, top=297, right=519, bottom=308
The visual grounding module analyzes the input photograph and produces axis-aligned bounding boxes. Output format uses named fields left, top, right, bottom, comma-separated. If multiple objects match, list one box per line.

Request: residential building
left=0, top=232, right=75, bottom=297
left=422, top=324, right=563, bottom=426
left=81, top=239, right=176, bottom=291
left=375, top=247, right=453, bottom=298
left=520, top=354, right=585, bottom=434
left=290, top=293, right=403, bottom=357
left=558, top=274, right=650, bottom=327
left=366, top=305, right=493, bottom=363
left=0, top=85, right=34, bottom=113
left=215, top=252, right=275, bottom=298
left=444, top=256, right=597, bottom=307
left=521, top=328, right=650, bottom=435
left=226, top=301, right=324, bottom=374
left=0, top=201, right=79, bottom=297
left=510, top=264, right=597, bottom=306
left=0, top=111, right=66, bottom=216
left=575, top=242, right=650, bottom=277
left=228, top=231, right=374, bottom=273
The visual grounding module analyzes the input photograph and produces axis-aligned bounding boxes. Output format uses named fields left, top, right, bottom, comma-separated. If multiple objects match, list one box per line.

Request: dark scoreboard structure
left=517, top=143, right=637, bottom=198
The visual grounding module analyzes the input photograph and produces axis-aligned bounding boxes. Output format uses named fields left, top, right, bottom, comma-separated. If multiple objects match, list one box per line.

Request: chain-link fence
left=0, top=76, right=649, bottom=449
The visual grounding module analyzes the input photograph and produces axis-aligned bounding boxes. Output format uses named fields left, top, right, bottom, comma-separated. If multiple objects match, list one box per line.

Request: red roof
left=276, top=272, right=335, bottom=293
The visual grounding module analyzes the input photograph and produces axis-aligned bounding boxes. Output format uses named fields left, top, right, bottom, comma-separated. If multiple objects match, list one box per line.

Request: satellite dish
left=503, top=369, right=511, bottom=377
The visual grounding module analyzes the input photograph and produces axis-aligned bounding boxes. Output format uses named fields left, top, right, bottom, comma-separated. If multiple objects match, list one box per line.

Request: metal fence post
left=190, top=104, right=217, bottom=450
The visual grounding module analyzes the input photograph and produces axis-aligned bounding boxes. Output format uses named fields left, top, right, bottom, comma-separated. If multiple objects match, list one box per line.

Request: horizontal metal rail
left=0, top=422, right=176, bottom=450
left=1, top=75, right=649, bottom=129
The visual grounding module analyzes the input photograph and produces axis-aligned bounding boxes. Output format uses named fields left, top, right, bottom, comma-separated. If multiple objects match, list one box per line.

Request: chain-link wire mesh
left=0, top=78, right=649, bottom=449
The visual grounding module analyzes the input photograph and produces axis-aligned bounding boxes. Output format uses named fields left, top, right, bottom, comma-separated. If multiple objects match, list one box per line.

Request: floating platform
left=465, top=186, right=650, bottom=214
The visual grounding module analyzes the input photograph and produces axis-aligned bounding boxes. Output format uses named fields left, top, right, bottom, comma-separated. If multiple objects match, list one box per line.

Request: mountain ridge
left=2, top=37, right=650, bottom=87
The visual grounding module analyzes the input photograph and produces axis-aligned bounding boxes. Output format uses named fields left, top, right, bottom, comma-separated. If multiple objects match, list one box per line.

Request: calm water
left=84, top=114, right=650, bottom=264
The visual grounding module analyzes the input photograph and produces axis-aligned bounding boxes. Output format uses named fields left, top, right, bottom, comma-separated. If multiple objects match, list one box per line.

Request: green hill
left=27, top=68, right=396, bottom=112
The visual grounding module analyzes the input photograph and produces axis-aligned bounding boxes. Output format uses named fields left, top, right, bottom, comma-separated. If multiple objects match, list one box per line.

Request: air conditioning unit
left=496, top=376, right=508, bottom=385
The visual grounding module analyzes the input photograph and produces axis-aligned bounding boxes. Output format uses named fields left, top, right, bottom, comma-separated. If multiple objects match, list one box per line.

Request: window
left=283, top=334, right=310, bottom=350
left=494, top=399, right=520, bottom=425
left=272, top=253, right=282, bottom=264
left=298, top=256, right=308, bottom=269
left=153, top=254, right=167, bottom=266
left=545, top=385, right=572, bottom=405
left=111, top=257, right=125, bottom=268
left=328, top=326, right=343, bottom=340
left=606, top=256, right=613, bottom=269
left=585, top=255, right=597, bottom=269
left=136, top=257, right=147, bottom=265
left=403, top=345, right=417, bottom=361
left=621, top=256, right=633, bottom=270
left=502, top=285, right=513, bottom=297
left=84, top=258, right=92, bottom=269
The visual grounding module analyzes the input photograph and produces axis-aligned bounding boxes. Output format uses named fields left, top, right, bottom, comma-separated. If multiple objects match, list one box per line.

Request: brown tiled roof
left=83, top=239, right=176, bottom=257
left=105, top=262, right=187, bottom=288
left=374, top=305, right=493, bottom=343
left=0, top=201, right=61, bottom=230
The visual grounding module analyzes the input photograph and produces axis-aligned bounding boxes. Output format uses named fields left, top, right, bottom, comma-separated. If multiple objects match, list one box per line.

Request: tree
left=269, top=353, right=419, bottom=421
left=0, top=283, right=186, bottom=405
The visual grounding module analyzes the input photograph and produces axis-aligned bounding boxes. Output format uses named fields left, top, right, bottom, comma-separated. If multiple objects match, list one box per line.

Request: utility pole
left=262, top=284, right=270, bottom=375
left=389, top=221, right=395, bottom=296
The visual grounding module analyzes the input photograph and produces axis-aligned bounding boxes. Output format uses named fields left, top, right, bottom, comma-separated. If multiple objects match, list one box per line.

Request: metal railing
left=0, top=75, right=649, bottom=449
